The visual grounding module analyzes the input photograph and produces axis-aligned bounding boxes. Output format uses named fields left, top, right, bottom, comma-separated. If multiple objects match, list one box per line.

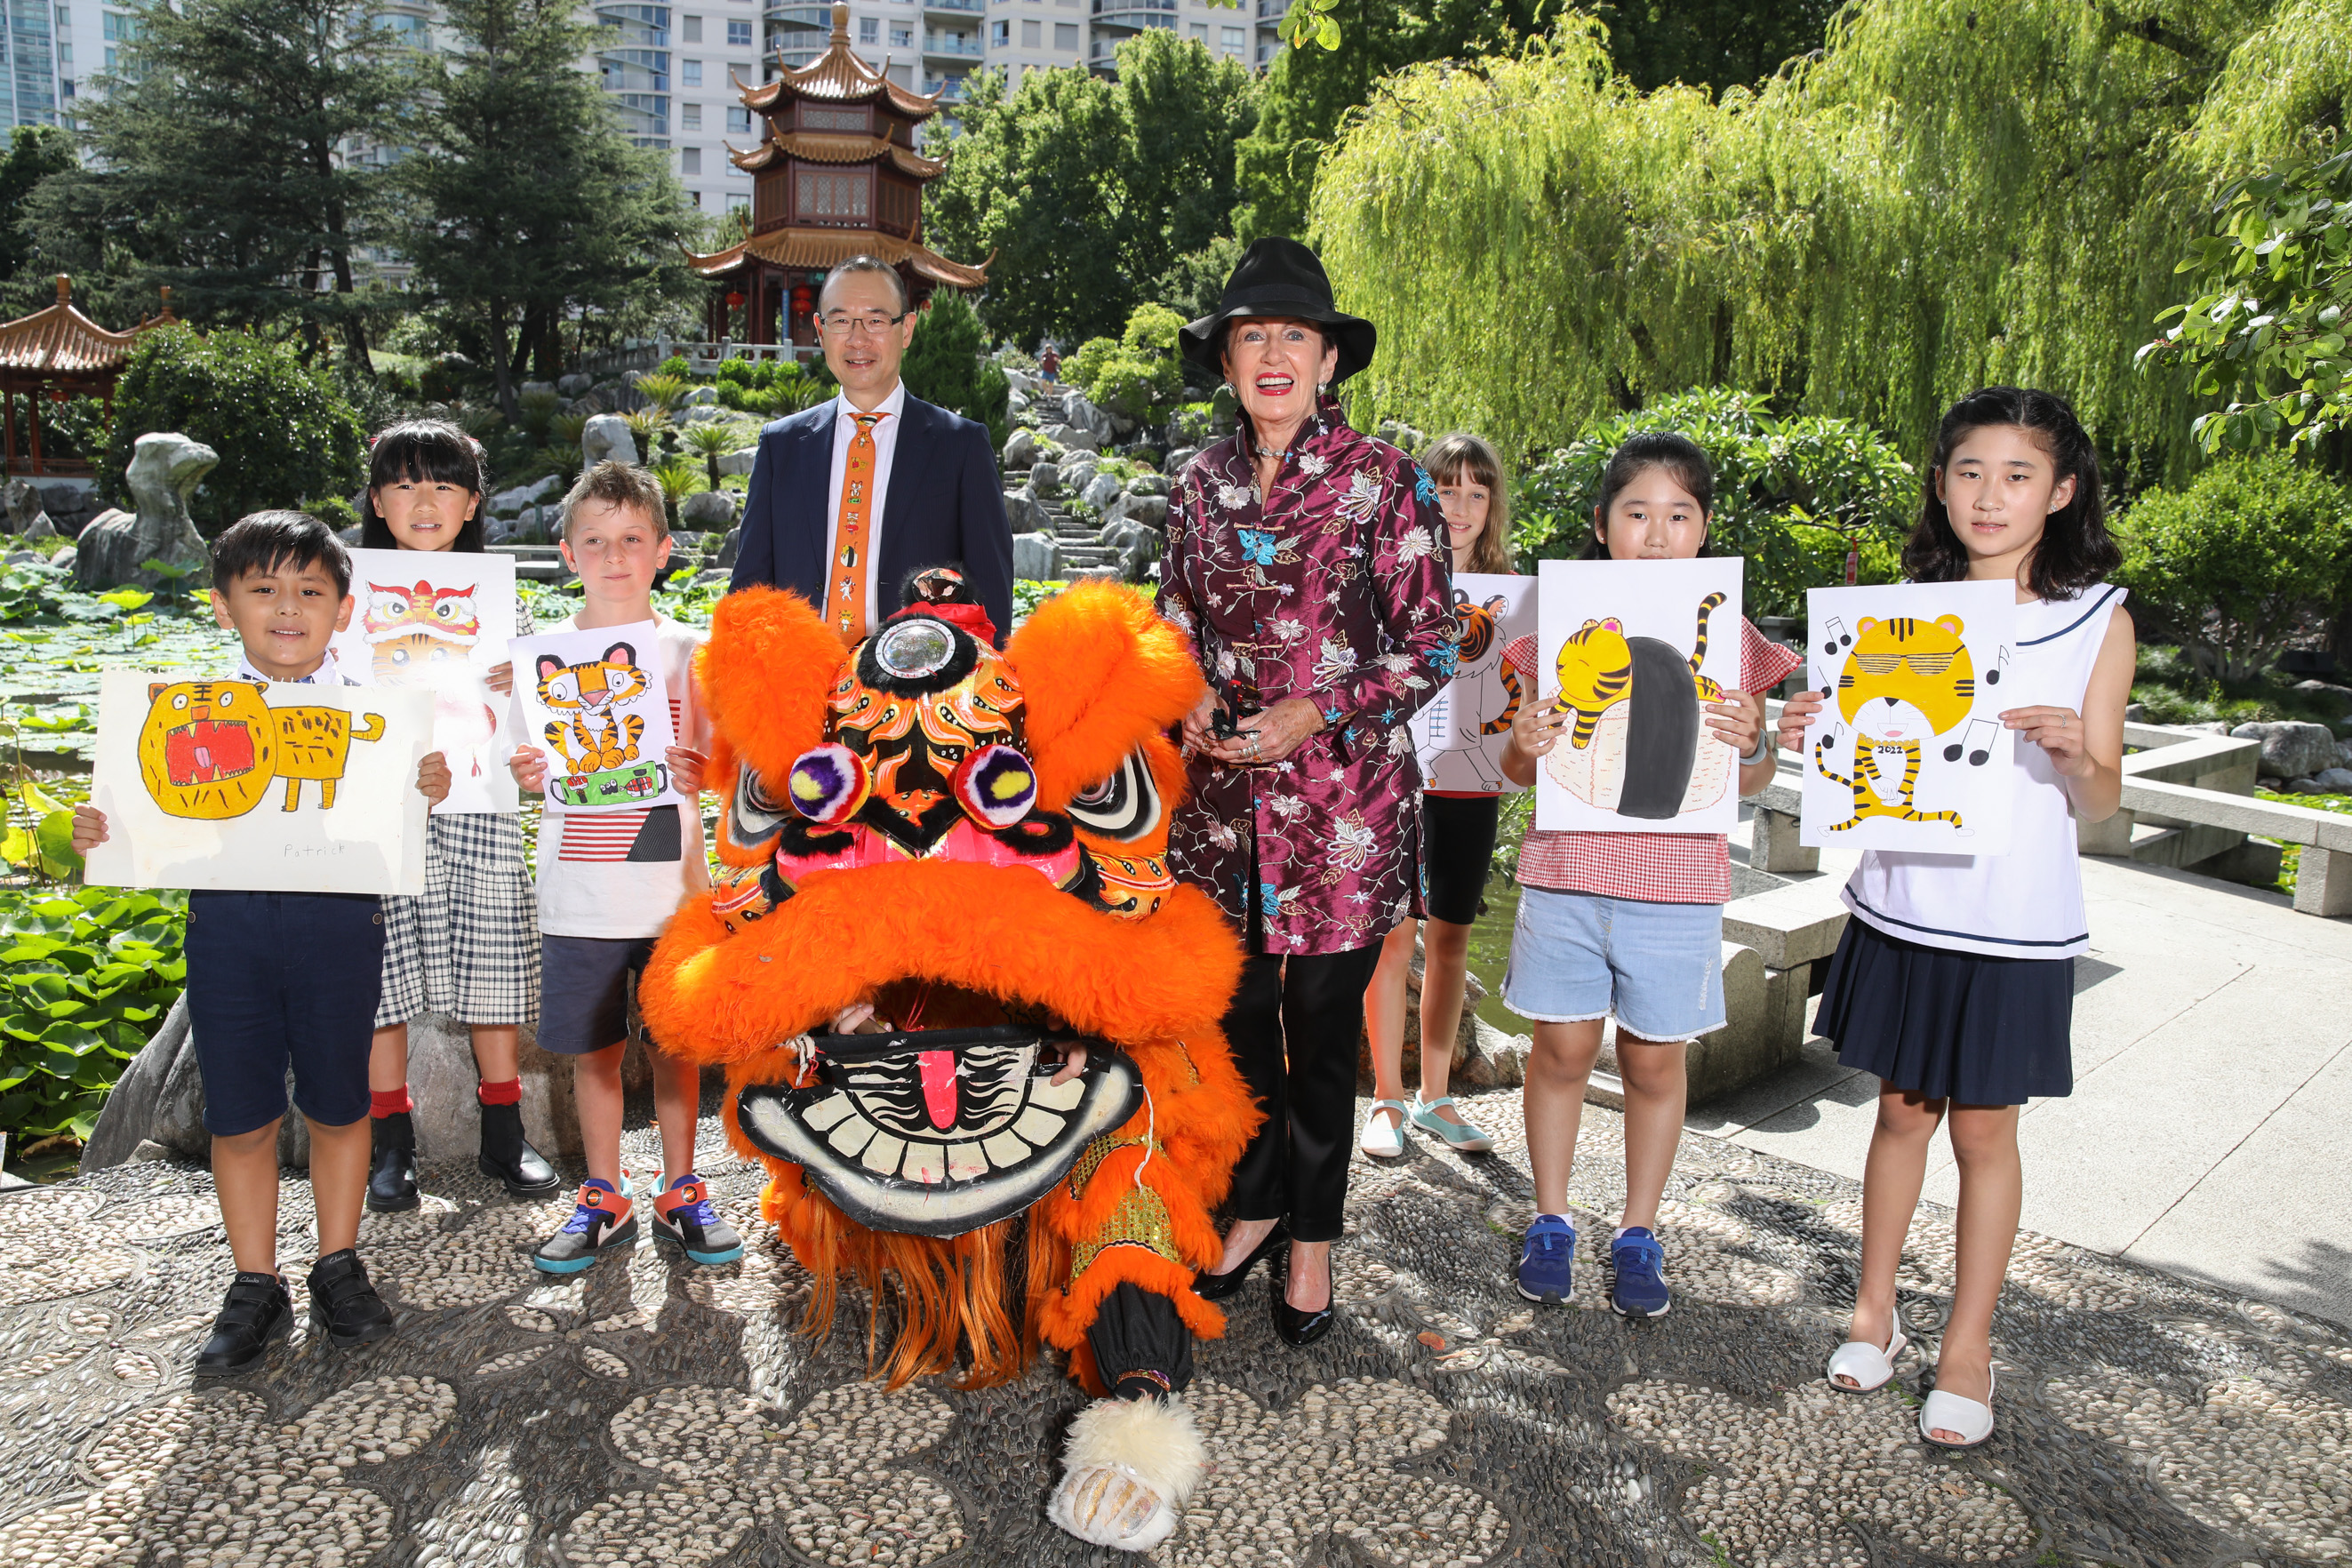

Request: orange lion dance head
left=640, top=572, right=1255, bottom=1425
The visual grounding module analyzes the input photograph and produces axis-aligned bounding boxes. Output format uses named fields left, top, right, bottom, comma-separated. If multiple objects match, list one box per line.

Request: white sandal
left=1358, top=1100, right=1409, bottom=1158
left=1920, top=1367, right=1996, bottom=1449
left=1825, top=1325, right=1908, bottom=1394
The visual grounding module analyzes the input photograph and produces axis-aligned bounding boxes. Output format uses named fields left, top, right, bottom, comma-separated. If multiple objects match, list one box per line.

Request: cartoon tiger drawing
left=1812, top=613, right=1976, bottom=833
left=536, top=643, right=651, bottom=778
left=1412, top=590, right=1524, bottom=789
left=136, top=680, right=386, bottom=819
left=1548, top=590, right=1725, bottom=820
left=364, top=580, right=481, bottom=684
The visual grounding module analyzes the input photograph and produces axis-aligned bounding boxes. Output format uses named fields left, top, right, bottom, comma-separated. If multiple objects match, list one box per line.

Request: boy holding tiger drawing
left=508, top=461, right=743, bottom=1274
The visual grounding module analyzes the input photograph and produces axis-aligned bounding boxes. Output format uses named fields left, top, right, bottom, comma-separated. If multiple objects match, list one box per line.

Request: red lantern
left=726, top=291, right=745, bottom=310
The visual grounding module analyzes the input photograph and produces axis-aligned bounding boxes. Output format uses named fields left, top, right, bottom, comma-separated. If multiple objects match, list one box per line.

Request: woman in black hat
left=1158, top=238, right=1456, bottom=1345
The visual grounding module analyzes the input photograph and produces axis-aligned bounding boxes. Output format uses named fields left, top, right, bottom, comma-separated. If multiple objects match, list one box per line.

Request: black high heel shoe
left=1193, top=1222, right=1289, bottom=1302
left=1271, top=1248, right=1337, bottom=1348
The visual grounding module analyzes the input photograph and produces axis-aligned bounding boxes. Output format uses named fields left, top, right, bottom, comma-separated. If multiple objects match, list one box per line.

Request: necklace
left=1253, top=443, right=1280, bottom=460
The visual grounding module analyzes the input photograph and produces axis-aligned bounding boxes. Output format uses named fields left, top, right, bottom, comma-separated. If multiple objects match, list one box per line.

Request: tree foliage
left=1063, top=303, right=1188, bottom=427
left=20, top=0, right=402, bottom=363
left=390, top=0, right=699, bottom=420
left=102, top=324, right=368, bottom=534
left=1515, top=388, right=1914, bottom=617
left=2114, top=451, right=2352, bottom=683
left=926, top=29, right=1258, bottom=348
left=0, top=127, right=75, bottom=292
left=1311, top=0, right=2352, bottom=477
left=901, top=288, right=1011, bottom=449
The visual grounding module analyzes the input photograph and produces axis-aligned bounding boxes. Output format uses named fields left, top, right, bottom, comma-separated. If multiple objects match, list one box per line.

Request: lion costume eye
left=1065, top=750, right=1161, bottom=842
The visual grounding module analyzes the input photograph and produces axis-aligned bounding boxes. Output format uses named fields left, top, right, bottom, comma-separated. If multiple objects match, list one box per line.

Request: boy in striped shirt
left=508, top=461, right=742, bottom=1274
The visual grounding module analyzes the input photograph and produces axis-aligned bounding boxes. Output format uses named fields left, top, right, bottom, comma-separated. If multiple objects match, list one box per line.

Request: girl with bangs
left=359, top=420, right=560, bottom=1212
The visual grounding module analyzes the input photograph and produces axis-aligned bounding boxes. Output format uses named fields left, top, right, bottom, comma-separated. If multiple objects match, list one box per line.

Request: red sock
left=476, top=1078, right=522, bottom=1107
left=370, top=1088, right=412, bottom=1119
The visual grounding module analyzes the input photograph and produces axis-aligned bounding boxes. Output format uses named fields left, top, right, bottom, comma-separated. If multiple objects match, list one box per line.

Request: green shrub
left=0, top=885, right=186, bottom=1142
left=1516, top=388, right=1914, bottom=619
left=655, top=355, right=692, bottom=379
left=902, top=290, right=1010, bottom=449
left=101, top=324, right=368, bottom=537
left=1060, top=304, right=1186, bottom=429
left=2115, top=452, right=2352, bottom=684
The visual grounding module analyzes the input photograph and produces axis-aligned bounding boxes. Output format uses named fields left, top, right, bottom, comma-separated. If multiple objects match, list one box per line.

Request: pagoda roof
left=737, top=2, right=941, bottom=118
left=0, top=276, right=163, bottom=378
left=684, top=228, right=989, bottom=291
left=729, top=132, right=945, bottom=179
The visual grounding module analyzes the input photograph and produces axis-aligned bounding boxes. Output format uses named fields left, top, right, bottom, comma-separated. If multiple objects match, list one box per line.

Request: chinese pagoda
left=0, top=276, right=175, bottom=477
left=684, top=1, right=989, bottom=348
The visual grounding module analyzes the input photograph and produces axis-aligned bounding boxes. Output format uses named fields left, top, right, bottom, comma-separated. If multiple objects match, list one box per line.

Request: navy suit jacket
left=729, top=391, right=1014, bottom=643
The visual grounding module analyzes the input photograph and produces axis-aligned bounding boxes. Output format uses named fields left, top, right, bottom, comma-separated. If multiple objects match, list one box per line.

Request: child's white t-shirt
left=532, top=613, right=712, bottom=940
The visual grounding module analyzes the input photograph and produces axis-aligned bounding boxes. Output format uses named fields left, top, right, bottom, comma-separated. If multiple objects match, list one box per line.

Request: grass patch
left=2250, top=788, right=2352, bottom=898
left=2131, top=644, right=2350, bottom=730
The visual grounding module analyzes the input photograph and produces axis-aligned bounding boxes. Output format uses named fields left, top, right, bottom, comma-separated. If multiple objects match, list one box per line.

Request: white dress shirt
left=823, top=379, right=908, bottom=634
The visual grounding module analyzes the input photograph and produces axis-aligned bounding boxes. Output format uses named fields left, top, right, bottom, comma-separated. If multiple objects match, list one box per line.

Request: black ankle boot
left=368, top=1112, right=419, bottom=1213
left=477, top=1100, right=560, bottom=1197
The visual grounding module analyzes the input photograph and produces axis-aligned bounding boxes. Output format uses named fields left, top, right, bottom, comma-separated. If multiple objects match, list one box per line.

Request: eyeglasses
left=1851, top=652, right=1959, bottom=676
left=820, top=309, right=908, bottom=338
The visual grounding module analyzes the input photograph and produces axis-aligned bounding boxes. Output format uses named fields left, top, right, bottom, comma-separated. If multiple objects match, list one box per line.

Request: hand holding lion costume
left=639, top=570, right=1257, bottom=1550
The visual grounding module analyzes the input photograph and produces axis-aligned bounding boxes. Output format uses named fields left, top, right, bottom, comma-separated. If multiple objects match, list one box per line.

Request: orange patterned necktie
left=831, top=410, right=888, bottom=638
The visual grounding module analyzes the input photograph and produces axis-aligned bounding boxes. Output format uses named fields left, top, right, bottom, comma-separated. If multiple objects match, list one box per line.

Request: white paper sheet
left=508, top=620, right=686, bottom=812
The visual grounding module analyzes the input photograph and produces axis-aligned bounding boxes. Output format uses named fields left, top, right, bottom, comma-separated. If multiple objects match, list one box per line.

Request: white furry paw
left=1046, top=1395, right=1205, bottom=1552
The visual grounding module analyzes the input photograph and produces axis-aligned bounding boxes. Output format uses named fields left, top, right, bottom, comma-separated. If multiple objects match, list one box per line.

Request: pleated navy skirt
left=1815, top=917, right=2075, bottom=1106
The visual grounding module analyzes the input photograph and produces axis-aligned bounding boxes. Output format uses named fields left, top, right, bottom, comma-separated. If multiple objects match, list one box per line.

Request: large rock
left=1128, top=473, right=1172, bottom=498
left=1002, top=428, right=1039, bottom=471
left=1060, top=391, right=1119, bottom=444
left=1042, top=422, right=1100, bottom=454
left=680, top=489, right=738, bottom=532
left=1004, top=489, right=1043, bottom=533
left=489, top=474, right=561, bottom=517
left=716, top=526, right=741, bottom=569
left=557, top=372, right=595, bottom=396
left=74, top=432, right=218, bottom=593
left=4, top=477, right=57, bottom=543
left=1030, top=460, right=1063, bottom=500
left=1164, top=444, right=1201, bottom=476
left=1108, top=491, right=1169, bottom=528
left=580, top=413, right=639, bottom=470
left=1080, top=472, right=1124, bottom=515
left=2231, top=720, right=2339, bottom=782
left=1012, top=532, right=1060, bottom=581
left=717, top=447, right=758, bottom=478
left=683, top=385, right=718, bottom=406
left=1060, top=456, right=1100, bottom=498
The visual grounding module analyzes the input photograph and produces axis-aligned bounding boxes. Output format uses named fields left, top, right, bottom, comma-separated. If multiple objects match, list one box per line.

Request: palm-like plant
left=620, top=406, right=670, bottom=456
left=635, top=372, right=691, bottom=414
left=648, top=452, right=702, bottom=532
left=679, top=422, right=740, bottom=492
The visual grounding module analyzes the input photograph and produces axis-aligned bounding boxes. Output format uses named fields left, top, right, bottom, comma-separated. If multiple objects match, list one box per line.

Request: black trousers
left=1223, top=944, right=1382, bottom=1243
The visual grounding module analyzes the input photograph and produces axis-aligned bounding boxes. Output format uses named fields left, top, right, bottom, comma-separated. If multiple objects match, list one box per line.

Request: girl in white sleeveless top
left=1777, top=388, right=2136, bottom=1452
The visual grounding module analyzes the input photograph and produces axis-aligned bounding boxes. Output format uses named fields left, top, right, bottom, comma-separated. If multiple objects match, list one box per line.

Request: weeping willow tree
left=1312, top=0, right=2349, bottom=474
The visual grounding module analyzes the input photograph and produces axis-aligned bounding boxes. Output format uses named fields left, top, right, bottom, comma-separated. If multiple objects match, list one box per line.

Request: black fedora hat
left=1179, top=237, right=1377, bottom=385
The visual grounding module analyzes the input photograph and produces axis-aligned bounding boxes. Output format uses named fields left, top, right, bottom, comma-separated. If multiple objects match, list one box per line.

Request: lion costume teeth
left=638, top=574, right=1256, bottom=1550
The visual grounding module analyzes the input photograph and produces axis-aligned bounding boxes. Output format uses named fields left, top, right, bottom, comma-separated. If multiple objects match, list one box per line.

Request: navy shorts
left=183, top=891, right=386, bottom=1138
left=537, top=935, right=659, bottom=1055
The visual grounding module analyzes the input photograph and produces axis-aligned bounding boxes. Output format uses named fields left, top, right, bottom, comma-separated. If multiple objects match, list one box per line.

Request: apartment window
left=725, top=18, right=752, bottom=44
left=682, top=58, right=702, bottom=84
left=1019, top=17, right=1037, bottom=45
left=889, top=23, right=909, bottom=45
left=1220, top=24, right=1243, bottom=50
left=1053, top=20, right=1076, bottom=47
left=681, top=147, right=701, bottom=174
left=682, top=101, right=701, bottom=128
left=988, top=19, right=1006, bottom=44
left=101, top=45, right=113, bottom=67
left=52, top=4, right=66, bottom=24
left=859, top=14, right=877, bottom=41
left=1187, top=20, right=1203, bottom=37
left=689, top=189, right=702, bottom=207
left=682, top=13, right=701, bottom=39
left=101, top=12, right=136, bottom=39
left=56, top=41, right=69, bottom=62
left=727, top=104, right=753, bottom=132
left=727, top=193, right=749, bottom=212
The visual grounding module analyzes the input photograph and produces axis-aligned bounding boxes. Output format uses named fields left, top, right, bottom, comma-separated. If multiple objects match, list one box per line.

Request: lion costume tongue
left=917, top=1048, right=956, bottom=1129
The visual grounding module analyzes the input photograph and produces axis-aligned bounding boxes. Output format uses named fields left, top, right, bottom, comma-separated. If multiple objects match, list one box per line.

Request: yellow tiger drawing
left=1813, top=614, right=1976, bottom=832
left=536, top=643, right=652, bottom=778
left=136, top=679, right=386, bottom=819
left=1552, top=590, right=1726, bottom=749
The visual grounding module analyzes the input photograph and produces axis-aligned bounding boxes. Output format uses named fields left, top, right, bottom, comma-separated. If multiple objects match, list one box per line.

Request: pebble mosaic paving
left=1, top=1092, right=2346, bottom=1567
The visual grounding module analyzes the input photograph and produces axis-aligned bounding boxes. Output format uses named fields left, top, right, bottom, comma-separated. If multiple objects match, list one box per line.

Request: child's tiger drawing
left=1813, top=613, right=1976, bottom=833
left=536, top=643, right=651, bottom=778
left=1550, top=591, right=1725, bottom=820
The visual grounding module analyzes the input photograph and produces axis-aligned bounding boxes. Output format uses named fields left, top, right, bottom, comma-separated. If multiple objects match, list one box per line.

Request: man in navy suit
left=730, top=256, right=1014, bottom=642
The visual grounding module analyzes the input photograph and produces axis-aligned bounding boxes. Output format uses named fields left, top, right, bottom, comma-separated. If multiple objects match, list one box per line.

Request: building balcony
left=922, top=0, right=982, bottom=13
left=1089, top=6, right=1172, bottom=39
left=1255, top=0, right=1286, bottom=17
left=921, top=73, right=969, bottom=100
left=923, top=32, right=981, bottom=57
left=765, top=2, right=830, bottom=27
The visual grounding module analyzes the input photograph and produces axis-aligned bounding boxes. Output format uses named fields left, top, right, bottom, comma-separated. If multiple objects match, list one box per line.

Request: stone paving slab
left=2, top=1096, right=2348, bottom=1568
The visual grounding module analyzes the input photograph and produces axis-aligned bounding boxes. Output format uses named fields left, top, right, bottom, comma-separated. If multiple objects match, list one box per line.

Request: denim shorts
left=1500, top=885, right=1726, bottom=1042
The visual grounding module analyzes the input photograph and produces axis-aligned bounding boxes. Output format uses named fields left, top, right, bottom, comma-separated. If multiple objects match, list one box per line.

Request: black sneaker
left=306, top=1248, right=396, bottom=1348
left=194, top=1271, right=292, bottom=1376
left=533, top=1180, right=640, bottom=1274
left=477, top=1101, right=562, bottom=1198
left=650, top=1174, right=744, bottom=1265
left=368, top=1112, right=420, bottom=1213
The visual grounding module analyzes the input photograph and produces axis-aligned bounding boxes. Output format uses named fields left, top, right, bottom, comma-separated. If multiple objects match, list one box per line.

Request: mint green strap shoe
left=1358, top=1099, right=1410, bottom=1158
left=1410, top=1094, right=1494, bottom=1153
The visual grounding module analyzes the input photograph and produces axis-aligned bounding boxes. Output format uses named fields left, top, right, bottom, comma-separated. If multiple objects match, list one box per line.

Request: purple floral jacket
left=1157, top=396, right=1453, bottom=955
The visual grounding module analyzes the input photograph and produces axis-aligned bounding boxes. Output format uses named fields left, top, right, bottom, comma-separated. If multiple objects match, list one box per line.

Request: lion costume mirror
left=639, top=571, right=1255, bottom=1553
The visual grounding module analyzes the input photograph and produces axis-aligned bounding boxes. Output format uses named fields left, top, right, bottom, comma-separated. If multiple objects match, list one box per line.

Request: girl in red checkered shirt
left=1498, top=433, right=1804, bottom=1318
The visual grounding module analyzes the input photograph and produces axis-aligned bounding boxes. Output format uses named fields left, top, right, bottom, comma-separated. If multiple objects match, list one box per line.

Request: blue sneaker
left=532, top=1178, right=639, bottom=1275
left=1610, top=1227, right=1671, bottom=1318
left=651, top=1173, right=744, bottom=1265
left=1516, top=1213, right=1575, bottom=1304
